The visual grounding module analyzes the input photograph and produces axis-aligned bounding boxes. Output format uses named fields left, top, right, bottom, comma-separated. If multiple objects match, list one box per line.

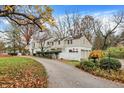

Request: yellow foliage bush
left=4, top=6, right=13, bottom=11
left=89, top=50, right=105, bottom=59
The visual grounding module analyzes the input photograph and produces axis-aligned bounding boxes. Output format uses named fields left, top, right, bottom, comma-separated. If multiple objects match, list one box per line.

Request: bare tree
left=38, top=32, right=49, bottom=53
left=80, top=11, right=124, bottom=50
left=33, top=31, right=51, bottom=55
left=81, top=15, right=95, bottom=44
left=54, top=12, right=95, bottom=43
left=20, top=25, right=38, bottom=46
left=0, top=40, right=5, bottom=53
left=47, top=10, right=124, bottom=50
left=113, top=29, right=124, bottom=46
left=51, top=11, right=82, bottom=40
left=93, top=11, right=124, bottom=50
left=51, top=17, right=68, bottom=40
left=65, top=11, right=82, bottom=38
left=5, top=28, right=22, bottom=54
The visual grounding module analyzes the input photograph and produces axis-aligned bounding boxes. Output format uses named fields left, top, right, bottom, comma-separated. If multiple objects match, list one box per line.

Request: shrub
left=100, top=57, right=121, bottom=70
left=107, top=47, right=124, bottom=59
left=79, top=61, right=96, bottom=71
left=89, top=50, right=105, bottom=62
left=89, top=50, right=105, bottom=58
left=8, top=53, right=17, bottom=56
left=95, top=61, right=100, bottom=67
left=36, top=51, right=52, bottom=58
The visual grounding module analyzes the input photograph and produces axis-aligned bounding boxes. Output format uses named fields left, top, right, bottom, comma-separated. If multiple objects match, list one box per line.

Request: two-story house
left=29, top=35, right=92, bottom=61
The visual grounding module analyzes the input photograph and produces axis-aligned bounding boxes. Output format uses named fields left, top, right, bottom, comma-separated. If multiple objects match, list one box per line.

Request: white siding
left=29, top=35, right=92, bottom=60
left=58, top=47, right=91, bottom=61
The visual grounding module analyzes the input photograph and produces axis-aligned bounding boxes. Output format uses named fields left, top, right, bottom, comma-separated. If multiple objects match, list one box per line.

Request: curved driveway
left=29, top=56, right=124, bottom=88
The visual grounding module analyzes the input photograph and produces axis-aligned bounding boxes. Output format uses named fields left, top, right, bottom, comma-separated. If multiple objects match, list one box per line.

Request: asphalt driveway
left=29, top=56, right=124, bottom=88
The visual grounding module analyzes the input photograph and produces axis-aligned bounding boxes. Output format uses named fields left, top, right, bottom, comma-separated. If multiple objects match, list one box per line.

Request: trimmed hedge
left=79, top=61, right=96, bottom=71
left=100, top=57, right=121, bottom=70
left=8, top=53, right=18, bottom=56
left=75, top=57, right=123, bottom=83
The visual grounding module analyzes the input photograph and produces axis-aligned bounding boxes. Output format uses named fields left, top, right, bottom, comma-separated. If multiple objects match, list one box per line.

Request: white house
left=29, top=35, right=92, bottom=61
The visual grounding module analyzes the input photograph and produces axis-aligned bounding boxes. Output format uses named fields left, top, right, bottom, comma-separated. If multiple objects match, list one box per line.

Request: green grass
left=0, top=57, right=47, bottom=88
left=64, top=60, right=80, bottom=66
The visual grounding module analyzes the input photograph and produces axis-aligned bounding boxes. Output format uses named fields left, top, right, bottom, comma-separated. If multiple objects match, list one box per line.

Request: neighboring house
left=29, top=35, right=92, bottom=61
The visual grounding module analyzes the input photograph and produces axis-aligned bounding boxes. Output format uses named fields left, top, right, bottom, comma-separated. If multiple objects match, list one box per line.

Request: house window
left=47, top=42, right=49, bottom=45
left=52, top=42, right=54, bottom=45
left=73, top=48, right=75, bottom=51
left=75, top=49, right=78, bottom=52
left=73, top=48, right=78, bottom=52
left=67, top=40, right=70, bottom=44
left=69, top=48, right=78, bottom=53
left=70, top=40, right=73, bottom=44
left=58, top=41, right=60, bottom=45
left=67, top=40, right=73, bottom=44
left=69, top=49, right=72, bottom=52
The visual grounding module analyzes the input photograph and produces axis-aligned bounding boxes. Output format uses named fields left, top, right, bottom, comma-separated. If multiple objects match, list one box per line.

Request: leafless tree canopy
left=1, top=6, right=124, bottom=51
left=51, top=11, right=124, bottom=50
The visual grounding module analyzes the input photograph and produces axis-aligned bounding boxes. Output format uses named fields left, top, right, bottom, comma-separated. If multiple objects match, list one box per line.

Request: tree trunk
left=102, top=36, right=108, bottom=50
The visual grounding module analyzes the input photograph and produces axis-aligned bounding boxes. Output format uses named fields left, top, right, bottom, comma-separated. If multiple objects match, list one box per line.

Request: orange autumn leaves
left=89, top=50, right=105, bottom=59
left=4, top=5, right=14, bottom=12
left=3, top=5, right=56, bottom=31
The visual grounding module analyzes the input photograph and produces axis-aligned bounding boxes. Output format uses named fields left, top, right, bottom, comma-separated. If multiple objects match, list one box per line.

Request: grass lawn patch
left=0, top=57, right=47, bottom=88
left=62, top=60, right=80, bottom=66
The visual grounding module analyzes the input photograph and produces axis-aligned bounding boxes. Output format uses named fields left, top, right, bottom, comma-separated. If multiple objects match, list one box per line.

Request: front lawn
left=63, top=60, right=80, bottom=66
left=0, top=57, right=47, bottom=88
